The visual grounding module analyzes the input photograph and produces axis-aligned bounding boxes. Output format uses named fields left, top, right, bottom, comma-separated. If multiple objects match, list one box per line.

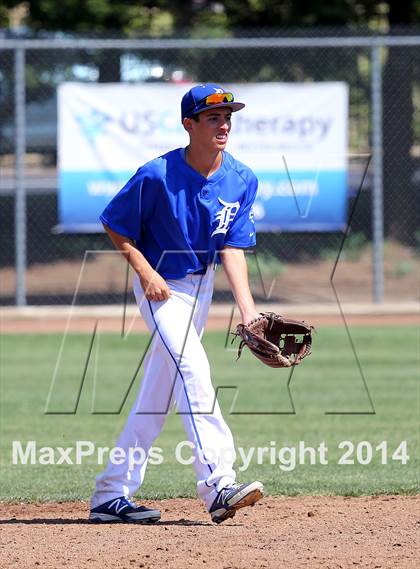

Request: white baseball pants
left=91, top=267, right=236, bottom=510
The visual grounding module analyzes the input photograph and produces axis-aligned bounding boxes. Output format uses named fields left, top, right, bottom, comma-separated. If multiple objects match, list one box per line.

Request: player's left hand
left=233, top=312, right=314, bottom=368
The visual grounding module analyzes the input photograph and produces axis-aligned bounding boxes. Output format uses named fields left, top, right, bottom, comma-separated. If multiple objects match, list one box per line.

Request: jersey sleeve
left=99, top=170, right=142, bottom=241
left=224, top=173, right=258, bottom=248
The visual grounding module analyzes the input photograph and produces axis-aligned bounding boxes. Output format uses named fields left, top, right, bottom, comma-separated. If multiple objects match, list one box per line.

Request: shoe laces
left=219, top=482, right=242, bottom=498
left=227, top=482, right=242, bottom=490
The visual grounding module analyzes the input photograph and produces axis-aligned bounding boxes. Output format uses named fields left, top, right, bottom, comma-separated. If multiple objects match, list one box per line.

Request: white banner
left=58, top=82, right=348, bottom=231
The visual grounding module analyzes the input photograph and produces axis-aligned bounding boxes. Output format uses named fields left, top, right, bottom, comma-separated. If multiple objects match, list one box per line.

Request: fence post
left=14, top=46, right=27, bottom=306
left=370, top=44, right=385, bottom=303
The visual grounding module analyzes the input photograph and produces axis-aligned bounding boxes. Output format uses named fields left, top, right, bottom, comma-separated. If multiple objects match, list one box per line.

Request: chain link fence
left=0, top=30, right=419, bottom=306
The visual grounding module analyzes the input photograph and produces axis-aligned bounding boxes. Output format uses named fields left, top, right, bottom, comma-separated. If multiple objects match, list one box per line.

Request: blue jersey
left=100, top=148, right=258, bottom=279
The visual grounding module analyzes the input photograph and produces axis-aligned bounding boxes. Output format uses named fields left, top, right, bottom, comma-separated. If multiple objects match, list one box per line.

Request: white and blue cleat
left=209, top=481, right=264, bottom=524
left=89, top=496, right=161, bottom=523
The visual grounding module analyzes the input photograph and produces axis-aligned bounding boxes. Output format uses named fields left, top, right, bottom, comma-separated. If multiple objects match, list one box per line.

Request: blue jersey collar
left=179, top=148, right=227, bottom=184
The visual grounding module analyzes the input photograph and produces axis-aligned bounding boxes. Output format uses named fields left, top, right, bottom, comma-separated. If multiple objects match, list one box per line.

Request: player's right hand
left=139, top=269, right=171, bottom=302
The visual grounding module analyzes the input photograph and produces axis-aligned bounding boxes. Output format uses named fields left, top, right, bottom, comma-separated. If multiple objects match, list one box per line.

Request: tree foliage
left=1, top=1, right=419, bottom=35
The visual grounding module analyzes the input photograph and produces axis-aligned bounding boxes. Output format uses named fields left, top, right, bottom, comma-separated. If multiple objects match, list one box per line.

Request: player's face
left=189, top=108, right=232, bottom=152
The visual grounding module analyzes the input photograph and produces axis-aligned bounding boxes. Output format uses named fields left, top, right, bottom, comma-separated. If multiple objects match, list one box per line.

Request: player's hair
left=190, top=113, right=201, bottom=122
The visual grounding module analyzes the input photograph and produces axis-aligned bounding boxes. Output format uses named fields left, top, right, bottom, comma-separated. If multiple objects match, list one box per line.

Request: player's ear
left=183, top=118, right=193, bottom=133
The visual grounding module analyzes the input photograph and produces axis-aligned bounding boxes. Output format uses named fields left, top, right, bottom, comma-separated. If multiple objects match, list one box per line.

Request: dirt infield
left=1, top=303, right=419, bottom=333
left=1, top=496, right=419, bottom=568
left=1, top=313, right=419, bottom=333
left=2, top=239, right=419, bottom=306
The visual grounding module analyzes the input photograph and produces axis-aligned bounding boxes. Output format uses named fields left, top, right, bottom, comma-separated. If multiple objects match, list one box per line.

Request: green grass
left=0, top=326, right=419, bottom=502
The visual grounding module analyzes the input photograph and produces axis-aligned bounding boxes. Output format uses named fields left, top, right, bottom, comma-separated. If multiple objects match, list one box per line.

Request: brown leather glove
left=234, top=312, right=313, bottom=368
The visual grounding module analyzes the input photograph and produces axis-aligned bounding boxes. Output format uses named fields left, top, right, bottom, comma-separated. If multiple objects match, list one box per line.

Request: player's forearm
left=103, top=224, right=171, bottom=301
left=102, top=224, right=153, bottom=277
left=220, top=246, right=258, bottom=324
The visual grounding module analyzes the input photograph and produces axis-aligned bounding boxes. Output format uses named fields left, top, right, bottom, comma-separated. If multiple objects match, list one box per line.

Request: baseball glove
left=233, top=312, right=313, bottom=368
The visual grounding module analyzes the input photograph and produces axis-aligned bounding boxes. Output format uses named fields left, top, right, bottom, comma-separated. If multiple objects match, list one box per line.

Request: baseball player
left=90, top=83, right=264, bottom=524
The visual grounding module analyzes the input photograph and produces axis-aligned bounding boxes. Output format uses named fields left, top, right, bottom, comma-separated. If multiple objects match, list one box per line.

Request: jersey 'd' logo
left=211, top=197, right=240, bottom=237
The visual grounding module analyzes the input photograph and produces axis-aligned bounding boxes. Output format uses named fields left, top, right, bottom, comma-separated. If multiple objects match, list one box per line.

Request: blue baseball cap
left=181, top=83, right=245, bottom=122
